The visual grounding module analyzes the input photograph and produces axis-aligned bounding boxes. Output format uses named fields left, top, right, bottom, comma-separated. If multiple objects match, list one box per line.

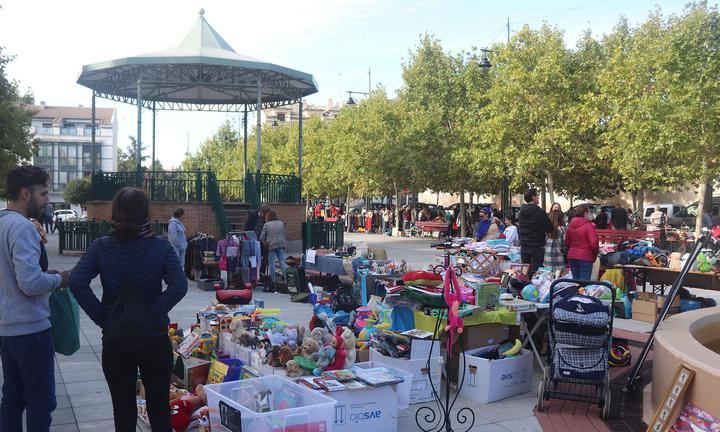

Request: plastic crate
left=204, top=375, right=336, bottom=432
left=197, top=278, right=223, bottom=291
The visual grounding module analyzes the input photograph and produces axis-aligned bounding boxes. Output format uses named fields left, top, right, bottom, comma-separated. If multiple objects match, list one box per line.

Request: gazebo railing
left=91, top=171, right=210, bottom=202
left=57, top=219, right=168, bottom=254
left=244, top=172, right=301, bottom=208
left=217, top=180, right=245, bottom=203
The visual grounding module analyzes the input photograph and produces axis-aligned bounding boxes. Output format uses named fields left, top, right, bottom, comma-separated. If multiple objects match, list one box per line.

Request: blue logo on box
left=350, top=410, right=382, bottom=423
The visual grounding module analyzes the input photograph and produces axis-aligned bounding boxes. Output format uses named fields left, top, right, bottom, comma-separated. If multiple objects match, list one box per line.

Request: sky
left=0, top=0, right=703, bottom=169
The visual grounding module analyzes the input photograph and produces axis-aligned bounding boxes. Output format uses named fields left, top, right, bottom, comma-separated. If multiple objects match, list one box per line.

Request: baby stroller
left=537, top=279, right=616, bottom=419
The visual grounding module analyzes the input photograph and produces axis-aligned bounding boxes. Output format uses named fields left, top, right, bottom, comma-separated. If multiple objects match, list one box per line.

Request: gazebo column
left=255, top=75, right=262, bottom=174
left=136, top=79, right=143, bottom=186
left=91, top=91, right=96, bottom=174
left=298, top=98, right=303, bottom=202
left=152, top=101, right=156, bottom=171
left=243, top=105, right=248, bottom=174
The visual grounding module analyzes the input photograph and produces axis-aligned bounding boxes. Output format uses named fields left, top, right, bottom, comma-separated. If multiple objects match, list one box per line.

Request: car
left=54, top=209, right=78, bottom=222
left=668, top=198, right=720, bottom=229
left=641, top=203, right=685, bottom=224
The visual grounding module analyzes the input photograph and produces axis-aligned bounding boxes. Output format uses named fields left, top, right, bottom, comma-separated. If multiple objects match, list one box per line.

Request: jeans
left=521, top=246, right=545, bottom=277
left=268, top=248, right=288, bottom=282
left=0, top=328, right=57, bottom=432
left=172, top=245, right=187, bottom=267
left=102, top=335, right=172, bottom=432
left=569, top=259, right=594, bottom=280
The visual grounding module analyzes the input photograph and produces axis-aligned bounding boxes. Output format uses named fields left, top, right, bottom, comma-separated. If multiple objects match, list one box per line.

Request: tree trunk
left=631, top=191, right=637, bottom=213
left=696, top=160, right=709, bottom=238
left=306, top=195, right=310, bottom=221
left=460, top=191, right=466, bottom=238
left=540, top=184, right=547, bottom=212
left=469, top=192, right=474, bottom=207
left=570, top=196, right=574, bottom=209
left=394, top=181, right=401, bottom=236
left=704, top=178, right=713, bottom=216
left=545, top=170, right=555, bottom=206
left=637, top=190, right=645, bottom=218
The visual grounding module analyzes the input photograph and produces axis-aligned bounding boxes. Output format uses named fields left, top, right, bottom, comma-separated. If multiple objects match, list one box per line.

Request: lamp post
left=345, top=90, right=369, bottom=106
left=476, top=48, right=511, bottom=214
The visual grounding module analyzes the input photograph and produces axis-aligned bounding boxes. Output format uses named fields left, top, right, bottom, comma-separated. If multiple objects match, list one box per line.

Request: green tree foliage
left=118, top=136, right=163, bottom=172
left=63, top=178, right=91, bottom=205
left=0, top=46, right=36, bottom=197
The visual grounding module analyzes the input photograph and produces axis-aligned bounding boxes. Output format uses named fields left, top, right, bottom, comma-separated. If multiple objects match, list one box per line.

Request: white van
left=642, top=203, right=684, bottom=223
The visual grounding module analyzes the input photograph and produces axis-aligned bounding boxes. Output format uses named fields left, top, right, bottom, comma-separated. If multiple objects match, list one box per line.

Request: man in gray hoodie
left=0, top=166, right=70, bottom=432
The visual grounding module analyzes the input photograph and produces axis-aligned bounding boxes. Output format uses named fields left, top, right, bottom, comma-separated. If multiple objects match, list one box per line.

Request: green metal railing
left=57, top=220, right=168, bottom=254
left=207, top=172, right=228, bottom=238
left=91, top=171, right=210, bottom=202
left=217, top=180, right=245, bottom=203
left=244, top=172, right=301, bottom=208
left=302, top=220, right=345, bottom=250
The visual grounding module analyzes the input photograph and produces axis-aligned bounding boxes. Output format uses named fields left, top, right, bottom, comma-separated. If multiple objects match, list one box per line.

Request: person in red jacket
left=565, top=205, right=599, bottom=280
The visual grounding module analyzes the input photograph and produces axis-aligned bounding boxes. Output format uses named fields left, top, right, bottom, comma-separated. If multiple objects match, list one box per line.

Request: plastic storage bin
left=204, top=375, right=336, bottom=432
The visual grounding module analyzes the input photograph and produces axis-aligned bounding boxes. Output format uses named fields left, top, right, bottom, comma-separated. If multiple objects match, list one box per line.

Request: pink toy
left=443, top=267, right=464, bottom=360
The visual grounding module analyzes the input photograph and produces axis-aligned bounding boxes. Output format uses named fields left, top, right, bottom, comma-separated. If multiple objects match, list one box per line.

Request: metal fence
left=57, top=220, right=168, bottom=254
left=217, top=180, right=245, bottom=203
left=302, top=220, right=345, bottom=250
left=91, top=171, right=210, bottom=202
left=245, top=172, right=302, bottom=208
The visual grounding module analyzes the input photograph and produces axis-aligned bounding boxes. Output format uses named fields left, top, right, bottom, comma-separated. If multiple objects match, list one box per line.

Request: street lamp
left=345, top=90, right=369, bottom=106
left=478, top=49, right=492, bottom=69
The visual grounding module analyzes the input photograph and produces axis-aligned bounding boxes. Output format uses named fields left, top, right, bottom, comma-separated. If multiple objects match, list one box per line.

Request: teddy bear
left=278, top=345, right=295, bottom=367
left=310, top=327, right=327, bottom=344
left=341, top=327, right=357, bottom=368
left=265, top=345, right=283, bottom=367
left=229, top=319, right=246, bottom=342
left=298, top=337, right=319, bottom=357
left=311, top=346, right=336, bottom=376
left=285, top=359, right=304, bottom=378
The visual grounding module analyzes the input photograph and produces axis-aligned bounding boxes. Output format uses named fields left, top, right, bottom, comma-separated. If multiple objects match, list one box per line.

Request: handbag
left=49, top=288, right=81, bottom=356
left=102, top=238, right=155, bottom=352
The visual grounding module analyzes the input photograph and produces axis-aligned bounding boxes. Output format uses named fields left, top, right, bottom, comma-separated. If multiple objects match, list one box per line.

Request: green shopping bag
left=49, top=288, right=80, bottom=356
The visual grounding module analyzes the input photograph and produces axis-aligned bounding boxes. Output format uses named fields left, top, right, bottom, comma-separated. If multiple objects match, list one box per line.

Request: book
left=343, top=380, right=368, bottom=390
left=313, top=378, right=346, bottom=392
left=401, top=329, right=434, bottom=339
left=321, top=369, right=356, bottom=382
left=297, top=377, right=322, bottom=390
left=354, top=367, right=404, bottom=387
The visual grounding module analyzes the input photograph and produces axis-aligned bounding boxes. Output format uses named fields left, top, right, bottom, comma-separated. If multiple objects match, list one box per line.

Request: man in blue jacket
left=0, top=166, right=70, bottom=432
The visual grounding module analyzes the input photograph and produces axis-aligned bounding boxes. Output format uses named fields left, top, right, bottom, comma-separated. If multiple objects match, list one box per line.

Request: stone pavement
left=0, top=231, right=542, bottom=432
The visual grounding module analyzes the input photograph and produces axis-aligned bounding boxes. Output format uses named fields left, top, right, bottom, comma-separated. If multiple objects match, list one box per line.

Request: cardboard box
left=356, top=349, right=370, bottom=364
left=369, top=348, right=441, bottom=404
left=632, top=298, right=658, bottom=323
left=458, top=346, right=533, bottom=403
left=172, top=355, right=210, bottom=390
left=218, top=333, right=233, bottom=355
left=233, top=344, right=256, bottom=365
left=322, top=382, right=398, bottom=432
left=249, top=351, right=284, bottom=376
left=409, top=338, right=441, bottom=360
left=354, top=361, right=413, bottom=410
left=443, top=324, right=510, bottom=383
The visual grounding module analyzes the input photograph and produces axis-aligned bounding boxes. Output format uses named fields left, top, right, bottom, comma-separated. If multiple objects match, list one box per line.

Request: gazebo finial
left=198, top=8, right=205, bottom=16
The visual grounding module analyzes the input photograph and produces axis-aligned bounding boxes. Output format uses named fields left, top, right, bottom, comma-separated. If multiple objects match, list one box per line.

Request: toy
left=696, top=252, right=717, bottom=273
left=278, top=345, right=295, bottom=366
left=326, top=326, right=347, bottom=371
left=229, top=319, right=246, bottom=342
left=293, top=355, right=317, bottom=374
left=168, top=328, right=183, bottom=350
left=265, top=345, right=284, bottom=367
left=310, top=327, right=336, bottom=347
left=311, top=346, right=336, bottom=376
left=195, top=384, right=208, bottom=406
left=168, top=385, right=189, bottom=404
left=267, top=324, right=288, bottom=346
left=299, top=337, right=319, bottom=356
left=218, top=315, right=233, bottom=333
left=342, top=327, right=356, bottom=368
left=285, top=325, right=299, bottom=349
left=170, top=397, right=202, bottom=432
left=285, top=359, right=304, bottom=378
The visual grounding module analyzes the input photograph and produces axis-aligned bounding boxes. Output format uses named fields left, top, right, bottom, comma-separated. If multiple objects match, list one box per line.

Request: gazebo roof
left=77, top=9, right=318, bottom=111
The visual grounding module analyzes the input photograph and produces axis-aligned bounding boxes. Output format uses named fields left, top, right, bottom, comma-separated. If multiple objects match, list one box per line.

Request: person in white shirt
left=503, top=213, right=519, bottom=246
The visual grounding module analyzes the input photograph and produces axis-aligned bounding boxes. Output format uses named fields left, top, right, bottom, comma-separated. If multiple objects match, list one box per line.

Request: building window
left=39, top=123, right=53, bottom=135
left=60, top=123, right=77, bottom=136
left=277, top=113, right=286, bottom=122
left=84, top=124, right=100, bottom=135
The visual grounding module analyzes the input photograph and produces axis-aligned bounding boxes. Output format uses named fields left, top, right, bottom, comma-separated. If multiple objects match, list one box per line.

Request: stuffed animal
left=278, top=345, right=295, bottom=366
left=285, top=325, right=299, bottom=349
left=311, top=346, right=336, bottom=376
left=310, top=327, right=328, bottom=344
left=168, top=385, right=189, bottom=404
left=267, top=325, right=288, bottom=346
left=265, top=345, right=283, bottom=367
left=170, top=398, right=202, bottom=432
left=299, top=337, right=319, bottom=357
left=229, top=319, right=246, bottom=342
left=195, top=384, right=208, bottom=406
left=285, top=359, right=304, bottom=378
left=342, top=327, right=357, bottom=368
left=326, top=326, right=347, bottom=371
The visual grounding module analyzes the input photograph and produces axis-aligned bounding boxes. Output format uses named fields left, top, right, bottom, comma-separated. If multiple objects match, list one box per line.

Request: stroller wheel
left=601, top=374, right=612, bottom=419
left=537, top=366, right=549, bottom=411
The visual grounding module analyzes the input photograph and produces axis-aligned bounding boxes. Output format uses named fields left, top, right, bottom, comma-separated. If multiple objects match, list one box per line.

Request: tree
left=0, top=46, right=37, bottom=197
left=63, top=178, right=91, bottom=205
left=117, top=136, right=163, bottom=172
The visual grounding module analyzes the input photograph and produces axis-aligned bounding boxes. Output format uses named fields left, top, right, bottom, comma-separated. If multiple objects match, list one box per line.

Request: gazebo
left=76, top=8, right=318, bottom=189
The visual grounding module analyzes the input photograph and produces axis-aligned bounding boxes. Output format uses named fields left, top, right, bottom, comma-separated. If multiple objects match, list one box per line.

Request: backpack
left=102, top=238, right=155, bottom=352
left=331, top=283, right=358, bottom=313
left=285, top=266, right=307, bottom=295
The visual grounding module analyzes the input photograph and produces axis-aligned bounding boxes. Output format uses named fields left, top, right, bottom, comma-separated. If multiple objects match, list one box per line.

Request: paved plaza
left=1, top=232, right=543, bottom=431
